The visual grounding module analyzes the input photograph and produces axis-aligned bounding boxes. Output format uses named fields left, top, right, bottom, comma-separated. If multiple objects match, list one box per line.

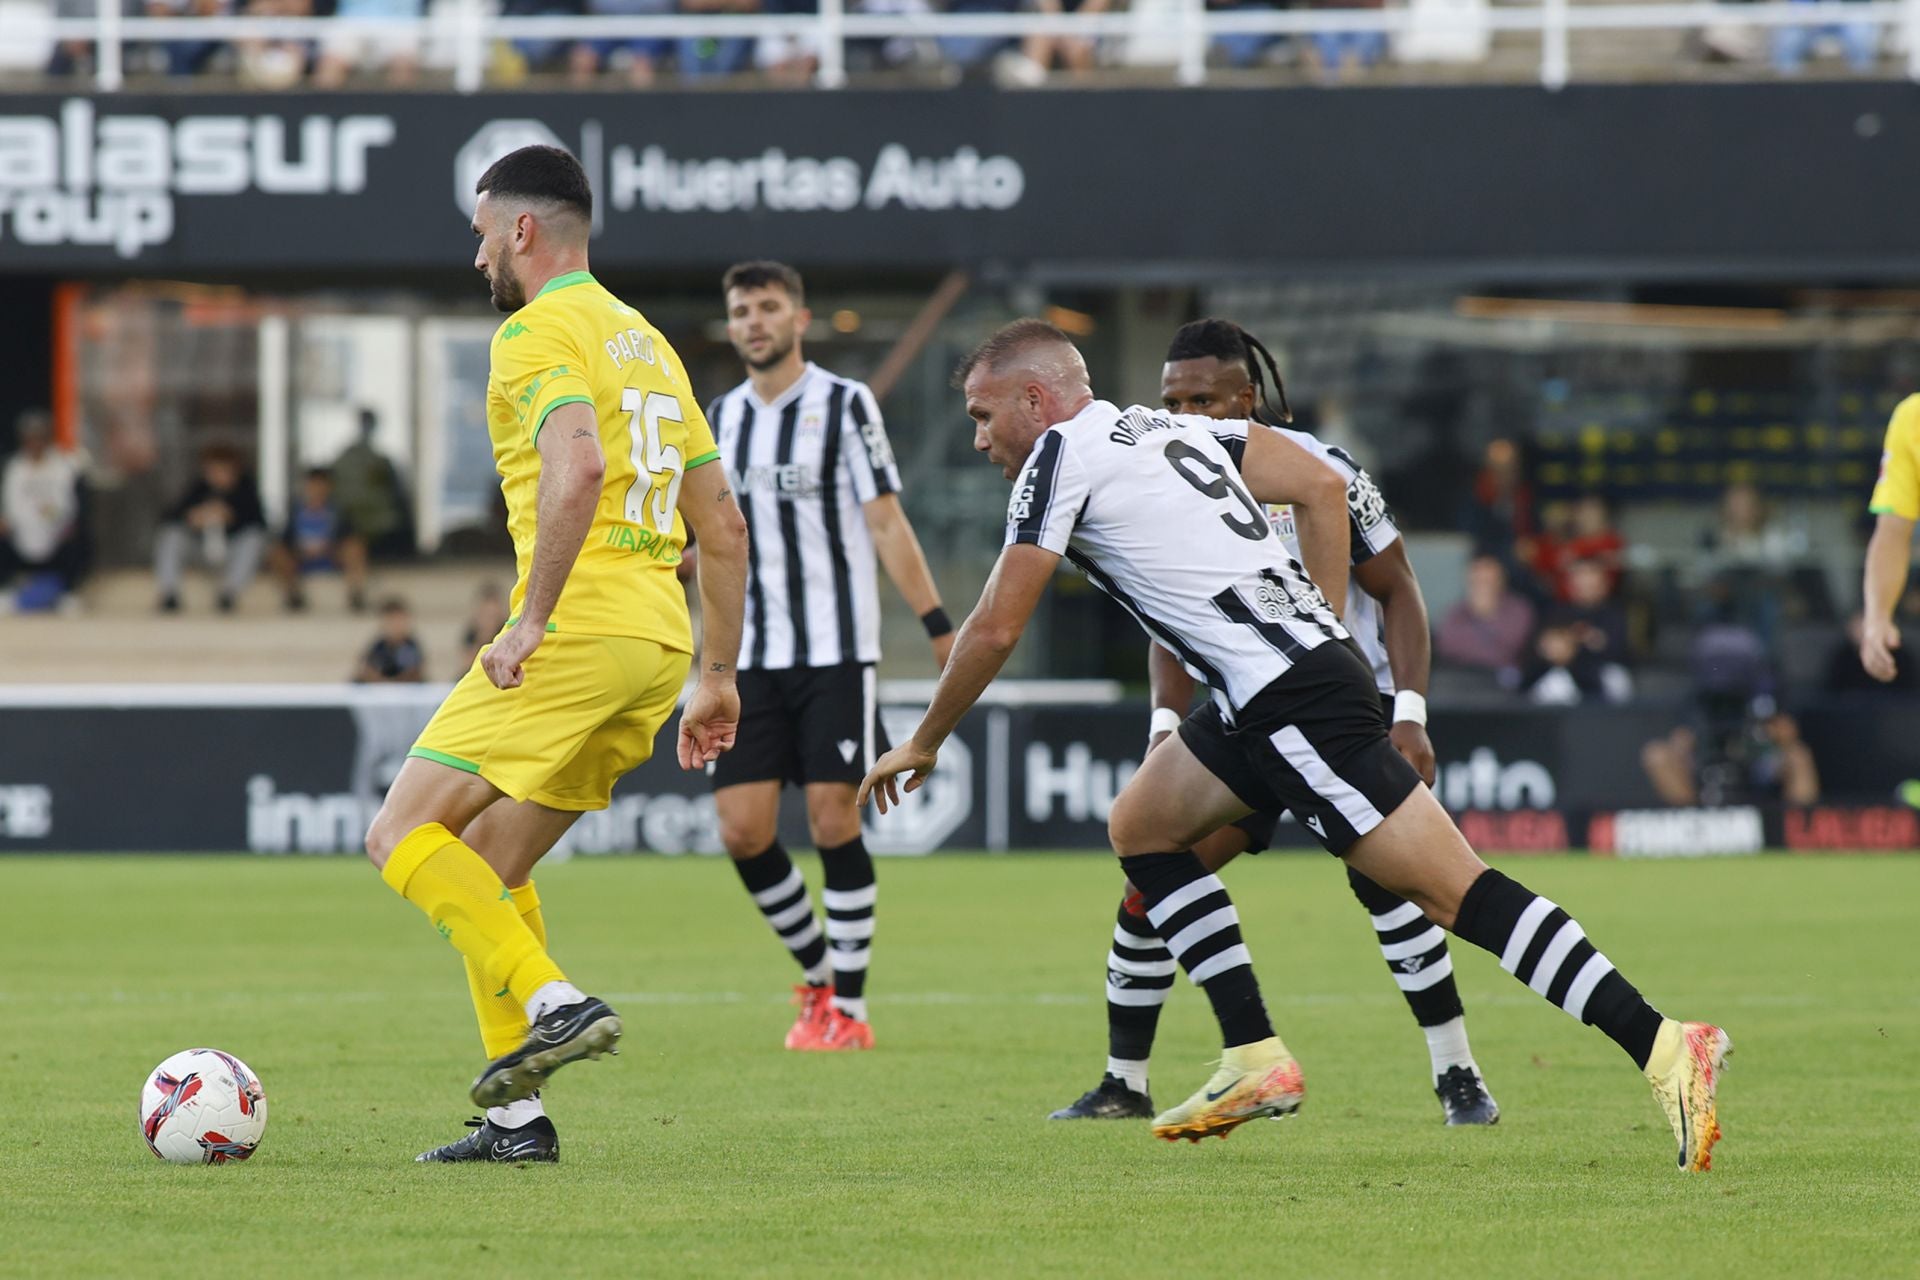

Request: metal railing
left=27, top=0, right=1920, bottom=94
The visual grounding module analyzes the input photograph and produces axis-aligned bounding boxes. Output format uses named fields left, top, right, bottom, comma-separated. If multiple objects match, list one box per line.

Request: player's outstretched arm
left=1861, top=513, right=1914, bottom=682
left=863, top=493, right=955, bottom=668
left=1354, top=539, right=1437, bottom=784
left=1236, top=425, right=1350, bottom=614
left=860, top=541, right=1058, bottom=813
left=483, top=402, right=604, bottom=690
left=676, top=459, right=749, bottom=769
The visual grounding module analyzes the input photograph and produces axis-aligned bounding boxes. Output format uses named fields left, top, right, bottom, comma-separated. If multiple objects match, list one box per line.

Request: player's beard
left=488, top=258, right=527, bottom=313
left=741, top=331, right=795, bottom=373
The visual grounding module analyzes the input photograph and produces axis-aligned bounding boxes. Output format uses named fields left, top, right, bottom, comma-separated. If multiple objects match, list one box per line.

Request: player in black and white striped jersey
left=704, top=260, right=953, bottom=1053
left=1053, top=319, right=1498, bottom=1128
left=862, top=320, right=1729, bottom=1170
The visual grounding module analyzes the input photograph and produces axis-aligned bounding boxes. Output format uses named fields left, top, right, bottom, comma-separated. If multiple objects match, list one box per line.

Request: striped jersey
left=1243, top=426, right=1402, bottom=695
left=710, top=363, right=903, bottom=670
left=1006, top=400, right=1349, bottom=725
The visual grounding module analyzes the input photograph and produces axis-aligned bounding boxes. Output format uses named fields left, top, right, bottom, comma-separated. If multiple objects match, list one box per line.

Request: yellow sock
left=463, top=880, right=548, bottom=1059
left=382, top=824, right=566, bottom=1010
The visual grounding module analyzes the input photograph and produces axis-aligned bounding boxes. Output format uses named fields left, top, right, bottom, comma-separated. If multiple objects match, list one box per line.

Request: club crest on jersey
left=799, top=412, right=825, bottom=438
left=1269, top=504, right=1296, bottom=542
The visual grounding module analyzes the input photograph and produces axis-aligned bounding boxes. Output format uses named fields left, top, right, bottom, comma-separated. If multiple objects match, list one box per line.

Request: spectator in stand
left=235, top=0, right=315, bottom=88
left=937, top=0, right=1020, bottom=73
left=139, top=0, right=232, bottom=76
left=459, top=581, right=511, bottom=669
left=1022, top=0, right=1112, bottom=75
left=1828, top=611, right=1915, bottom=693
left=313, top=0, right=422, bottom=87
left=353, top=597, right=426, bottom=684
left=154, top=444, right=267, bottom=613
left=1209, top=0, right=1284, bottom=69
left=843, top=0, right=933, bottom=73
left=1525, top=557, right=1632, bottom=704
left=268, top=467, right=368, bottom=613
left=1533, top=493, right=1625, bottom=602
left=1705, top=480, right=1806, bottom=570
left=566, top=0, right=671, bottom=84
left=679, top=0, right=760, bottom=76
left=332, top=410, right=411, bottom=559
left=1435, top=553, right=1535, bottom=682
left=1309, top=0, right=1387, bottom=81
left=756, top=0, right=823, bottom=83
left=1, top=411, right=87, bottom=607
left=1771, top=0, right=1876, bottom=75
left=1460, top=436, right=1536, bottom=574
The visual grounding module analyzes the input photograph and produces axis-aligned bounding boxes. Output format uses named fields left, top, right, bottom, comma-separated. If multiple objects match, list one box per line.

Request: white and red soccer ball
left=139, top=1049, right=268, bottom=1165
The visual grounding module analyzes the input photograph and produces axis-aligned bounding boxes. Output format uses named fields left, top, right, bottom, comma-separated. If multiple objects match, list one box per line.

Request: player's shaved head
left=958, top=318, right=1094, bottom=481
left=954, top=318, right=1087, bottom=393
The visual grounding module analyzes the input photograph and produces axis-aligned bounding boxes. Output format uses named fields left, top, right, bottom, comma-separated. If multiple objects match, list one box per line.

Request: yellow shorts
left=409, top=632, right=691, bottom=812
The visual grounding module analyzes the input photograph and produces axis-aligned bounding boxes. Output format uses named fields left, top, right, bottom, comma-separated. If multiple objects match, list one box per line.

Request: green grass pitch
left=4, top=852, right=1917, bottom=1278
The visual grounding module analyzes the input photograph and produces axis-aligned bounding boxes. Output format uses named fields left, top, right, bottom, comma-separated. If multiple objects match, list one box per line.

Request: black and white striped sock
left=731, top=842, right=829, bottom=988
left=1105, top=891, right=1174, bottom=1093
left=820, top=837, right=876, bottom=1023
left=1451, top=868, right=1664, bottom=1069
left=1346, top=866, right=1478, bottom=1077
left=1122, top=852, right=1274, bottom=1049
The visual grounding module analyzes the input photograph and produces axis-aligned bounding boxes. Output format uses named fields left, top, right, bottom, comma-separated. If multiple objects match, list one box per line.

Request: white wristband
left=1149, top=707, right=1184, bottom=741
left=1392, top=690, right=1428, bottom=727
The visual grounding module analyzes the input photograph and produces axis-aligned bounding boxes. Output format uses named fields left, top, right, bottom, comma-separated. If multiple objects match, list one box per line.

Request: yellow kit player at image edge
left=1868, top=392, right=1920, bottom=519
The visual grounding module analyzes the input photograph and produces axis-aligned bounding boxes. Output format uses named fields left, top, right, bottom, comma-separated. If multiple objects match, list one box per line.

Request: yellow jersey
left=486, top=269, right=720, bottom=649
left=1869, top=393, right=1920, bottom=521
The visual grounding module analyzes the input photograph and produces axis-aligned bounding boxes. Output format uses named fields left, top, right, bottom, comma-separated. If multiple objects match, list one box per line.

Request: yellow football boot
left=1644, top=1019, right=1732, bottom=1172
left=1151, top=1037, right=1305, bottom=1143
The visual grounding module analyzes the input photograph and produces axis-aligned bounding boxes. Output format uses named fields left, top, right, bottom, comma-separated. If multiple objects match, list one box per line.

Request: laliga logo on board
left=0, top=99, right=394, bottom=259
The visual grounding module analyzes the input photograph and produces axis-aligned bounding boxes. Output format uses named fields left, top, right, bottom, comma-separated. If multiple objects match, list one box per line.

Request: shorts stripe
left=1268, top=725, right=1385, bottom=837
left=408, top=746, right=481, bottom=774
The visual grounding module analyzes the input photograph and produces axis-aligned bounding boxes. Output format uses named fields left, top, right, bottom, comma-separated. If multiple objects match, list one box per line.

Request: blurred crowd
left=22, top=0, right=1894, bottom=87
left=1426, top=433, right=1920, bottom=809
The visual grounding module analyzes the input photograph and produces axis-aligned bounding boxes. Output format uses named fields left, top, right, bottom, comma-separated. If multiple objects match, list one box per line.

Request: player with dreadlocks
left=1048, top=318, right=1502, bottom=1127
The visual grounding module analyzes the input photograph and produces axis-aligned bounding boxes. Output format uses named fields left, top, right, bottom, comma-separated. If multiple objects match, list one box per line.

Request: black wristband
left=920, top=606, right=954, bottom=639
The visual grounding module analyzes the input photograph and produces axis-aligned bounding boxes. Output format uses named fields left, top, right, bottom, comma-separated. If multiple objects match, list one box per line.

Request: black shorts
left=1182, top=643, right=1420, bottom=856
left=710, top=662, right=890, bottom=790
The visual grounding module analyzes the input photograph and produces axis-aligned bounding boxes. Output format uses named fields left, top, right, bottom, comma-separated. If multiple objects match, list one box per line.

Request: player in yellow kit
left=1862, top=393, right=1920, bottom=681
left=362, top=145, right=750, bottom=1165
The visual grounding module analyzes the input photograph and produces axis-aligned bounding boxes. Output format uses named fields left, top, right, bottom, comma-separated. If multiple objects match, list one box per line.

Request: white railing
left=29, top=0, right=1920, bottom=95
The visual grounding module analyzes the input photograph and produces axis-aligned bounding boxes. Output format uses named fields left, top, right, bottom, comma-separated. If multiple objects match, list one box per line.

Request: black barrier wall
left=1, top=694, right=1913, bottom=852
left=6, top=85, right=1920, bottom=277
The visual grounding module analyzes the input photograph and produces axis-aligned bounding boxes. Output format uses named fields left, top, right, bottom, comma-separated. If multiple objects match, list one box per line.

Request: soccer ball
left=138, top=1048, right=268, bottom=1165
